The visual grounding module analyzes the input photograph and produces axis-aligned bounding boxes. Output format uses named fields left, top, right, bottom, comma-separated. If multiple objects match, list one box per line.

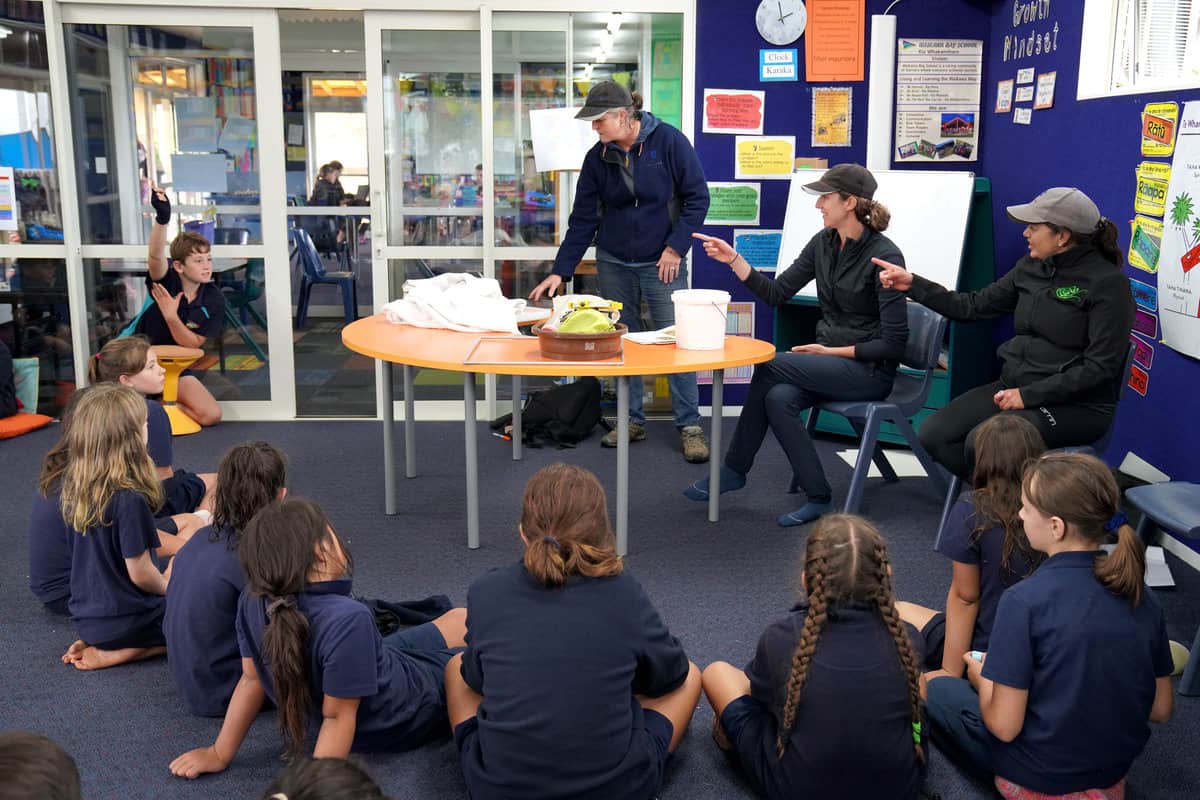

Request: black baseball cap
left=575, top=81, right=634, bottom=121
left=802, top=163, right=878, bottom=200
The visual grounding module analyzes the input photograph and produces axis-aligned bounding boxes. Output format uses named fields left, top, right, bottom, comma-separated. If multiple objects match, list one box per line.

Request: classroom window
left=1079, top=0, right=1200, bottom=98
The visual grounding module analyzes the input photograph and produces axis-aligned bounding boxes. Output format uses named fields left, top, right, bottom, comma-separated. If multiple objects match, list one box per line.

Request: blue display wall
left=691, top=0, right=1197, bottom=483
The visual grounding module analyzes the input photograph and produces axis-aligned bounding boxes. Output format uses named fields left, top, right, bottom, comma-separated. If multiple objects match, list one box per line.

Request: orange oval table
left=342, top=315, right=777, bottom=554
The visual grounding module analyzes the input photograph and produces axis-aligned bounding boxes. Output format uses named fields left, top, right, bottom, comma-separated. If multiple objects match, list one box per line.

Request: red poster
left=702, top=90, right=765, bottom=134
left=1128, top=364, right=1149, bottom=397
left=806, top=0, right=866, bottom=82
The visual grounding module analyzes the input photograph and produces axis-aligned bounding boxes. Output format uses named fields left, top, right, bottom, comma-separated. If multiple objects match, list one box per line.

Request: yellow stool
left=151, top=345, right=204, bottom=436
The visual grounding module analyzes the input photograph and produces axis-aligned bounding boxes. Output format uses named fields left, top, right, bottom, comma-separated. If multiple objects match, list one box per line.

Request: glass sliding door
left=59, top=5, right=292, bottom=419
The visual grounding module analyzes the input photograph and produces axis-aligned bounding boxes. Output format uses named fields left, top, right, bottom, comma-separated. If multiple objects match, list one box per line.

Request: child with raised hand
left=260, top=757, right=388, bottom=800
left=445, top=463, right=701, bottom=800
left=896, top=414, right=1046, bottom=681
left=90, top=335, right=214, bottom=538
left=925, top=452, right=1174, bottom=799
left=702, top=514, right=926, bottom=800
left=164, top=441, right=286, bottom=717
left=136, top=186, right=223, bottom=426
left=170, top=498, right=466, bottom=778
left=59, top=383, right=169, bottom=671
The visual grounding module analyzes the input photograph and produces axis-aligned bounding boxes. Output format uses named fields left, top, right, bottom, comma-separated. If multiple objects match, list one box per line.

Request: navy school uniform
left=456, top=562, right=690, bottom=800
left=27, top=490, right=73, bottom=614
left=719, top=602, right=926, bottom=800
left=67, top=490, right=165, bottom=649
left=236, top=578, right=455, bottom=751
left=924, top=492, right=1042, bottom=661
left=145, top=397, right=204, bottom=516
left=134, top=267, right=224, bottom=347
left=980, top=550, right=1172, bottom=794
left=163, top=525, right=244, bottom=716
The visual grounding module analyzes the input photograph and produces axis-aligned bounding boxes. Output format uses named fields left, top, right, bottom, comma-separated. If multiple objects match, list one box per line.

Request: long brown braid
left=775, top=515, right=924, bottom=763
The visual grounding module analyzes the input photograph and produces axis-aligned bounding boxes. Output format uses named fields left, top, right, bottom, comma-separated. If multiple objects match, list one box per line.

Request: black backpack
left=491, top=377, right=607, bottom=448
left=0, top=341, right=17, bottom=418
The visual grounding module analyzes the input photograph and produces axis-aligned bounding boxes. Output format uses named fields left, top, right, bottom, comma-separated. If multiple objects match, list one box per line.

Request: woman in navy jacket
left=530, top=81, right=711, bottom=463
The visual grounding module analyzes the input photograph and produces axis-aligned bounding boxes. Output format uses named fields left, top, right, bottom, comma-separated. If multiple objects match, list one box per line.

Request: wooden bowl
left=532, top=323, right=627, bottom=361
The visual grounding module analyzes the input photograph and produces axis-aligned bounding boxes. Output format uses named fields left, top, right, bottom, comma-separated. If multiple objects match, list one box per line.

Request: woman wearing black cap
left=873, top=187, right=1134, bottom=479
left=687, top=163, right=908, bottom=527
left=529, top=81, right=712, bottom=464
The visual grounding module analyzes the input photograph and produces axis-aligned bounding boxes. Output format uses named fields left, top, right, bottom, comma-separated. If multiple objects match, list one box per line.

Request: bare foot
left=72, top=645, right=166, bottom=671
left=62, top=640, right=87, bottom=665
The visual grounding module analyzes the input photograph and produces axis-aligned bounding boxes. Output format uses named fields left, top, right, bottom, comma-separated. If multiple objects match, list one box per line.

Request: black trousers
left=919, top=379, right=1114, bottom=479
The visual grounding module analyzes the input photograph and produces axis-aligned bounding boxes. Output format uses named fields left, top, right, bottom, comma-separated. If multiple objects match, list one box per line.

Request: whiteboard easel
left=777, top=169, right=976, bottom=298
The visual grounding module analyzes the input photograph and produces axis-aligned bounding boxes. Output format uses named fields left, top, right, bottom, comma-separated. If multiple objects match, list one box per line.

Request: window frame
left=1079, top=0, right=1200, bottom=99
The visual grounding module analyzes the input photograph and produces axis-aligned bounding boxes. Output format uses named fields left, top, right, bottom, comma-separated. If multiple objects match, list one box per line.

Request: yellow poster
left=812, top=87, right=853, bottom=147
left=734, top=136, right=796, bottom=180
left=1128, top=215, right=1163, bottom=273
left=1141, top=102, right=1179, bottom=157
left=1134, top=161, right=1171, bottom=217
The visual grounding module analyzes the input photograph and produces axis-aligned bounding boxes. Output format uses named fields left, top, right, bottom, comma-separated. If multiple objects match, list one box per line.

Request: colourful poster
left=1134, top=161, right=1171, bottom=217
left=1129, top=277, right=1158, bottom=312
left=702, top=89, right=765, bottom=135
left=995, top=79, right=1014, bottom=113
left=698, top=302, right=756, bottom=386
left=1128, top=364, right=1149, bottom=397
left=894, top=39, right=983, bottom=162
left=0, top=166, right=16, bottom=231
left=735, top=137, right=795, bottom=179
left=1158, top=100, right=1200, bottom=358
left=805, top=0, right=865, bottom=81
left=1133, top=309, right=1158, bottom=339
left=733, top=229, right=783, bottom=271
left=1142, top=102, right=1179, bottom=157
left=811, top=87, right=852, bottom=147
left=1128, top=215, right=1163, bottom=273
left=705, top=183, right=761, bottom=226
left=1131, top=334, right=1155, bottom=370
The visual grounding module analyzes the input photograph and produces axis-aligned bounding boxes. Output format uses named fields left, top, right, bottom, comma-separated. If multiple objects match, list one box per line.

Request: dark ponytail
left=1049, top=218, right=1123, bottom=267
left=241, top=498, right=349, bottom=754
left=212, top=441, right=288, bottom=542
left=1022, top=452, right=1144, bottom=607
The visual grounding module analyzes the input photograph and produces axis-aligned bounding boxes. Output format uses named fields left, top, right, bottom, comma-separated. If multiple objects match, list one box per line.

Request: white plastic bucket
left=672, top=289, right=731, bottom=350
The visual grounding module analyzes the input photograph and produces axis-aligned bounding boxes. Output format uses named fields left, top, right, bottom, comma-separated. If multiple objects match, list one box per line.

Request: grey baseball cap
left=801, top=163, right=878, bottom=200
left=575, top=81, right=634, bottom=121
left=1006, top=187, right=1101, bottom=233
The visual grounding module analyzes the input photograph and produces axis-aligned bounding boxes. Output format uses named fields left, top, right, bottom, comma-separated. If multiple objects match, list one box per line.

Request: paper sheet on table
left=836, top=449, right=929, bottom=478
left=624, top=326, right=676, bottom=345
left=1102, top=543, right=1175, bottom=587
left=171, top=153, right=229, bottom=193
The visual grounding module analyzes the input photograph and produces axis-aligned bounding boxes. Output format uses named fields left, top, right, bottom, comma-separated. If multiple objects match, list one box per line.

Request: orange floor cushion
left=0, top=412, right=54, bottom=440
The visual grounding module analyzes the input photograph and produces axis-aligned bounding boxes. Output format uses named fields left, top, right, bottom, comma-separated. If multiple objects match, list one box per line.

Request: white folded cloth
left=382, top=273, right=526, bottom=334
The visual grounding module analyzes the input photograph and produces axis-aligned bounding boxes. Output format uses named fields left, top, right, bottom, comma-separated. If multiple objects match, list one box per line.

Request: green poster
left=706, top=183, right=761, bottom=225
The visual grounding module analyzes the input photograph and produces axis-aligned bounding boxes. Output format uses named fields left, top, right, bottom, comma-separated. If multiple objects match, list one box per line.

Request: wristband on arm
left=151, top=193, right=172, bottom=226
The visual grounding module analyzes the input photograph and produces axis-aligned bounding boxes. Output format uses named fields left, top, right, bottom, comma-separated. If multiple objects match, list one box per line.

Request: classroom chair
left=1123, top=481, right=1200, bottom=696
left=150, top=345, right=204, bottom=436
left=805, top=302, right=950, bottom=515
left=933, top=341, right=1138, bottom=549
left=212, top=228, right=269, bottom=371
left=292, top=228, right=358, bottom=330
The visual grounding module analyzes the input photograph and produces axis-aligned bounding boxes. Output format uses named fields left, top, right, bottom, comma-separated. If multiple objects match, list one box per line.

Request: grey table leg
left=403, top=364, right=416, bottom=478
left=512, top=375, right=522, bottom=460
left=616, top=375, right=629, bottom=557
left=465, top=374, right=480, bottom=549
left=709, top=369, right=724, bottom=523
left=383, top=361, right=396, bottom=515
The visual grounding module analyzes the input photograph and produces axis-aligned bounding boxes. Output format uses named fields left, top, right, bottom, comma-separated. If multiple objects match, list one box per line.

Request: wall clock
left=756, top=0, right=807, bottom=47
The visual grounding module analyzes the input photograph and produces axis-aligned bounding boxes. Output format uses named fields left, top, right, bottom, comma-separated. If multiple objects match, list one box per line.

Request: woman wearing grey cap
left=874, top=187, right=1134, bottom=479
left=528, top=81, right=712, bottom=464
left=687, top=164, right=909, bottom=527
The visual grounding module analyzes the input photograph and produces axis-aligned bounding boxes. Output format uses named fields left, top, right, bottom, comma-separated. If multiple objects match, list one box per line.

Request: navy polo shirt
left=458, top=561, right=690, bottom=800
left=145, top=398, right=173, bottom=468
left=135, top=267, right=224, bottom=346
left=163, top=525, right=244, bottom=717
left=983, top=550, right=1173, bottom=794
left=28, top=490, right=73, bottom=605
left=937, top=492, right=1041, bottom=651
left=741, top=602, right=926, bottom=800
left=67, top=490, right=164, bottom=644
left=237, top=578, right=444, bottom=751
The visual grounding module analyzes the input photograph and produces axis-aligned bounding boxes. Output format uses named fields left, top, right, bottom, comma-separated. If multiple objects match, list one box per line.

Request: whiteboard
left=777, top=169, right=975, bottom=298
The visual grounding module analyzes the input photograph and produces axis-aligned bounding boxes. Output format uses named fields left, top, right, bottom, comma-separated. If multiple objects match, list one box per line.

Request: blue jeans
left=924, top=676, right=997, bottom=782
left=596, top=249, right=700, bottom=428
left=724, top=353, right=894, bottom=502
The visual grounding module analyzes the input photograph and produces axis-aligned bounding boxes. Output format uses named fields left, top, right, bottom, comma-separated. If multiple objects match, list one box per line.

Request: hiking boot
left=601, top=422, right=647, bottom=447
left=680, top=425, right=710, bottom=463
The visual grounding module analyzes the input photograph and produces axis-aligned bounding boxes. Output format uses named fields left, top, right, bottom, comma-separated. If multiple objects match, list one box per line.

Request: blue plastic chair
left=1123, top=481, right=1200, bottom=695
left=292, top=227, right=358, bottom=329
left=933, top=341, right=1138, bottom=549
left=806, top=302, right=950, bottom=514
